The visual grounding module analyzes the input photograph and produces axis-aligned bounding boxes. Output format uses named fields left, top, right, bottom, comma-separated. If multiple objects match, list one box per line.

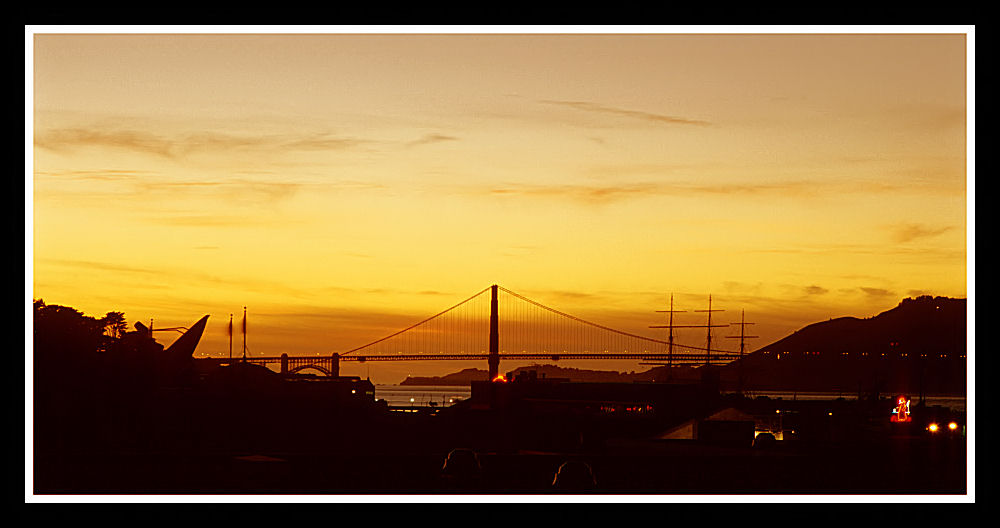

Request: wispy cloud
left=39, top=258, right=324, bottom=301
left=34, top=127, right=370, bottom=159
left=145, top=214, right=268, bottom=228
left=539, top=99, right=711, bottom=127
left=518, top=289, right=606, bottom=304
left=476, top=180, right=817, bottom=205
left=34, top=169, right=153, bottom=181
left=889, top=223, right=956, bottom=244
left=406, top=133, right=459, bottom=148
left=803, top=285, right=829, bottom=296
left=35, top=169, right=393, bottom=209
left=42, top=258, right=161, bottom=276
left=486, top=183, right=656, bottom=204
left=859, top=286, right=896, bottom=299
left=135, top=179, right=303, bottom=203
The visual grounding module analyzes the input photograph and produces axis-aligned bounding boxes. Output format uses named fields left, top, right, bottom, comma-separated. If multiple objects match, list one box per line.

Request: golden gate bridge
left=201, top=285, right=748, bottom=378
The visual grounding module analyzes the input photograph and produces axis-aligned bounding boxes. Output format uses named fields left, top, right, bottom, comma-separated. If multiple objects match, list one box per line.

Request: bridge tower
left=488, top=284, right=500, bottom=380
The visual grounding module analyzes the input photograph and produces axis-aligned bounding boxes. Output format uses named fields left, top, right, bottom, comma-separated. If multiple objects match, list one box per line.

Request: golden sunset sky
left=28, top=28, right=973, bottom=383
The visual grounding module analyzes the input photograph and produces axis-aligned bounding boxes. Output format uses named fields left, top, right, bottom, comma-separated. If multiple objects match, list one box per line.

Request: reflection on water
left=375, top=385, right=966, bottom=412
left=741, top=391, right=966, bottom=412
left=375, top=385, right=472, bottom=407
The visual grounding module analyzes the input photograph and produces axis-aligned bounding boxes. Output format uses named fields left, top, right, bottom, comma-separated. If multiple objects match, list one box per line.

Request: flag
left=242, top=308, right=247, bottom=335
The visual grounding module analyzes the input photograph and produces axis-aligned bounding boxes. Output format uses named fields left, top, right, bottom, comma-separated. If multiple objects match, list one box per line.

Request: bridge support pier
left=331, top=353, right=340, bottom=377
left=488, top=284, right=499, bottom=380
left=280, top=353, right=288, bottom=376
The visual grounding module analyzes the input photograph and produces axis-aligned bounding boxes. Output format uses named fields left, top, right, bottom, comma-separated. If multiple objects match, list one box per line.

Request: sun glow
left=30, top=32, right=968, bottom=384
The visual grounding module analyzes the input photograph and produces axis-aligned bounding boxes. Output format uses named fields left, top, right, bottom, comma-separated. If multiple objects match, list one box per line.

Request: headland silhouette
left=31, top=294, right=967, bottom=495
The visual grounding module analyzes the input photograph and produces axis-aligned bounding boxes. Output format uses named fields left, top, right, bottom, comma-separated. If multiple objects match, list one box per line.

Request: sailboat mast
left=242, top=306, right=247, bottom=361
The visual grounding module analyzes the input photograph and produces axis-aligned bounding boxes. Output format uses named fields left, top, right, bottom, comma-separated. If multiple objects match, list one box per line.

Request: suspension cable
left=498, top=286, right=725, bottom=353
left=342, top=285, right=493, bottom=355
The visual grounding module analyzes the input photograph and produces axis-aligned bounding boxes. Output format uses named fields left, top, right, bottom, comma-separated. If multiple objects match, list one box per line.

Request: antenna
left=693, top=295, right=727, bottom=366
left=241, top=306, right=247, bottom=361
left=146, top=318, right=188, bottom=335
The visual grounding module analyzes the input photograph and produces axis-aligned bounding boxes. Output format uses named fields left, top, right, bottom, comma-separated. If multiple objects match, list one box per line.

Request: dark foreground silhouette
left=31, top=300, right=967, bottom=495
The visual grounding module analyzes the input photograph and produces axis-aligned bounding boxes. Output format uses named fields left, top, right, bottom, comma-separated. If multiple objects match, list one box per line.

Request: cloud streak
left=859, top=287, right=896, bottom=299
left=406, top=133, right=459, bottom=148
left=34, top=169, right=153, bottom=181
left=889, top=223, right=956, bottom=244
left=34, top=127, right=370, bottom=159
left=476, top=179, right=819, bottom=205
left=134, top=178, right=303, bottom=203
left=539, top=100, right=711, bottom=127
left=803, top=285, right=829, bottom=296
left=465, top=175, right=962, bottom=207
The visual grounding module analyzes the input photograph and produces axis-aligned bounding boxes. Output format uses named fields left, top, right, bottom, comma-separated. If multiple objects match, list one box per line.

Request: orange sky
left=28, top=28, right=972, bottom=384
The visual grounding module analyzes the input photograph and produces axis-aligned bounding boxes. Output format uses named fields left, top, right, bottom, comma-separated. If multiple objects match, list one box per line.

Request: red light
left=890, top=395, right=911, bottom=422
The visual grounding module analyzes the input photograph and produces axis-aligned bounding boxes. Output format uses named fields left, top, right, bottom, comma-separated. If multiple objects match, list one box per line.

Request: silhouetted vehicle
left=439, top=448, right=484, bottom=490
left=551, top=460, right=597, bottom=491
left=753, top=432, right=777, bottom=449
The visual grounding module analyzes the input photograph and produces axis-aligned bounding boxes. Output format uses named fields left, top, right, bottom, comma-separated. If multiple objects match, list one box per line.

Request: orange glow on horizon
left=29, top=31, right=969, bottom=384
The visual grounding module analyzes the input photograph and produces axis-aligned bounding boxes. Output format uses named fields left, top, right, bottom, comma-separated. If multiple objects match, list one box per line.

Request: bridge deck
left=196, top=353, right=741, bottom=365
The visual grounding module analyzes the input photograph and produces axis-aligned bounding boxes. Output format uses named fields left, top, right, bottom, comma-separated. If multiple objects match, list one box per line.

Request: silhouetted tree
left=33, top=299, right=105, bottom=375
left=101, top=311, right=128, bottom=340
left=33, top=299, right=109, bottom=453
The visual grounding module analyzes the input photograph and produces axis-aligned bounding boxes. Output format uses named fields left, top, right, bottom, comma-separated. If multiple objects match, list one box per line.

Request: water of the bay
left=375, top=385, right=472, bottom=408
left=376, top=385, right=965, bottom=412
left=745, top=390, right=966, bottom=412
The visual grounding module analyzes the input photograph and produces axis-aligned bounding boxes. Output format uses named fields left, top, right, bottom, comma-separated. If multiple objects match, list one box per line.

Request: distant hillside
left=400, top=362, right=720, bottom=386
left=400, top=364, right=641, bottom=385
left=751, top=296, right=965, bottom=358
left=732, top=296, right=967, bottom=394
left=400, top=368, right=489, bottom=386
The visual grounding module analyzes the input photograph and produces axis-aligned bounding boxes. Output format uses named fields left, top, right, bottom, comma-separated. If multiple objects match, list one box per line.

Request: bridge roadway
left=195, top=352, right=742, bottom=374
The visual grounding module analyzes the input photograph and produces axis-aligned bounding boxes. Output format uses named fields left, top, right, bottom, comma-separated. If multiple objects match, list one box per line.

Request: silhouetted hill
left=750, top=296, right=965, bottom=358
left=733, top=296, right=967, bottom=394
left=400, top=364, right=644, bottom=385
left=401, top=367, right=490, bottom=385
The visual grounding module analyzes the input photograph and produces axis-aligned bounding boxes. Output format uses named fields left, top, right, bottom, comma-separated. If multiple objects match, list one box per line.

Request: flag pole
left=242, top=306, right=247, bottom=361
left=228, top=313, right=233, bottom=360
